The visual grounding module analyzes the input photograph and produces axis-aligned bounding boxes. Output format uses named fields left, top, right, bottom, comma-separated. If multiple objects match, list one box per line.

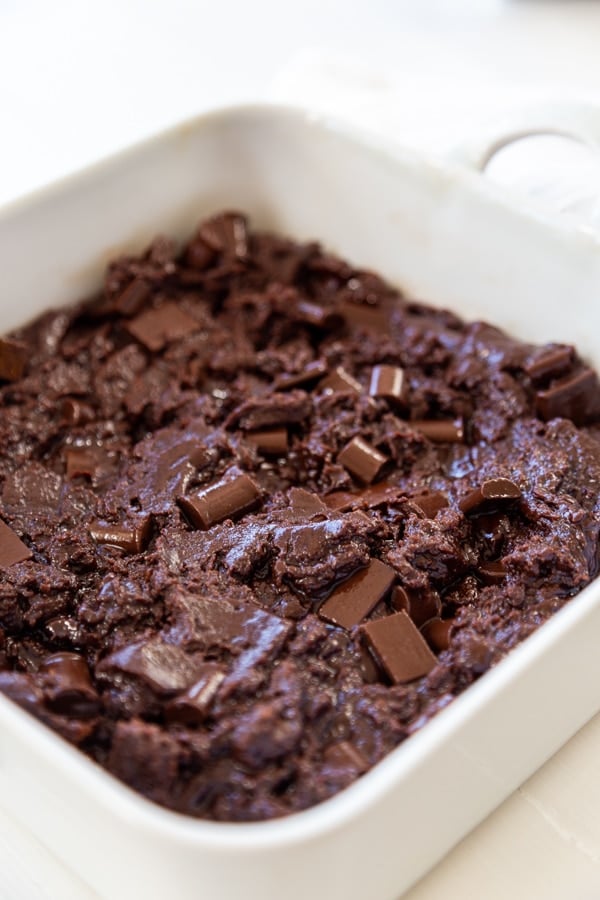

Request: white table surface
left=2, top=2, right=600, bottom=897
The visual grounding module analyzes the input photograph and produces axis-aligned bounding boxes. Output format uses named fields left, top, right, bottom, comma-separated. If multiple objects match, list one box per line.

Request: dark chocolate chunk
left=391, top=586, right=442, bottom=628
left=39, top=652, right=99, bottom=717
left=89, top=517, right=151, bottom=554
left=410, top=419, right=464, bottom=443
left=369, top=364, right=404, bottom=402
left=126, top=302, right=199, bottom=352
left=360, top=610, right=437, bottom=684
left=535, top=367, right=600, bottom=425
left=273, top=360, right=328, bottom=391
left=98, top=638, right=207, bottom=695
left=295, top=301, right=344, bottom=331
left=65, top=447, right=103, bottom=479
left=477, top=560, right=507, bottom=585
left=198, top=211, right=249, bottom=260
left=405, top=491, right=449, bottom=518
left=460, top=477, right=522, bottom=515
left=59, top=398, right=94, bottom=426
left=524, top=345, right=574, bottom=383
left=165, top=665, right=225, bottom=724
left=0, top=338, right=27, bottom=381
left=245, top=427, right=288, bottom=456
left=226, top=391, right=312, bottom=431
left=113, top=278, right=152, bottom=316
left=421, top=618, right=453, bottom=653
left=178, top=472, right=261, bottom=529
left=319, top=366, right=362, bottom=395
left=319, top=559, right=396, bottom=630
left=338, top=436, right=387, bottom=485
left=0, top=518, right=32, bottom=567
left=323, top=491, right=357, bottom=512
left=323, top=740, right=368, bottom=773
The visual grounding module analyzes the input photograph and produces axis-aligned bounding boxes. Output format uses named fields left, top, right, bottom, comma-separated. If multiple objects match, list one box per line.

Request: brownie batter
left=1, top=211, right=600, bottom=822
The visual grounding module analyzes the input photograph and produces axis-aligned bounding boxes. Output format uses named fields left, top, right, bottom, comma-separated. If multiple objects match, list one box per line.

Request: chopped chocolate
left=391, top=586, right=442, bottom=628
left=319, top=559, right=396, bottom=630
left=113, top=278, right=152, bottom=316
left=65, top=447, right=103, bottom=480
left=361, top=611, right=437, bottom=684
left=126, top=302, right=199, bottom=352
left=524, top=345, right=574, bottom=383
left=405, top=491, right=449, bottom=518
left=245, top=427, right=288, bottom=456
left=39, top=652, right=99, bottom=717
left=323, top=740, right=368, bottom=773
left=319, top=366, right=362, bottom=395
left=59, top=398, right=94, bottom=427
left=198, top=211, right=249, bottom=260
left=273, top=360, right=328, bottom=391
left=338, top=436, right=388, bottom=485
left=0, top=518, right=32, bottom=567
left=477, top=560, right=507, bottom=585
left=369, top=364, right=404, bottom=402
left=460, top=477, right=522, bottom=515
left=421, top=618, right=453, bottom=653
left=165, top=665, right=225, bottom=724
left=410, top=419, right=464, bottom=443
left=226, top=391, right=311, bottom=430
left=178, top=472, right=261, bottom=529
left=89, top=517, right=151, bottom=553
left=535, top=367, right=600, bottom=425
left=295, top=301, right=344, bottom=330
left=0, top=338, right=27, bottom=381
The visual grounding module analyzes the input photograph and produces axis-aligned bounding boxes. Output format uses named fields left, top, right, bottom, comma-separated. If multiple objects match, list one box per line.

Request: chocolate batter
left=1, top=211, right=599, bottom=821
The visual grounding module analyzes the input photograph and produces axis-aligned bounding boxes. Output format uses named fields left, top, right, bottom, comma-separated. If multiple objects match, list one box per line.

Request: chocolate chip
left=323, top=740, right=368, bottom=773
left=39, top=652, right=99, bottom=717
left=421, top=617, right=453, bottom=653
left=319, top=559, right=396, bottom=630
left=460, top=477, right=522, bottom=515
left=0, top=338, right=27, bottom=382
left=0, top=518, right=32, bottom=567
left=319, top=366, right=362, bottom=395
left=360, top=610, right=437, bottom=684
left=404, top=491, right=449, bottom=518
left=524, top=345, right=574, bottom=383
left=338, top=436, right=388, bottom=485
left=369, top=365, right=404, bottom=402
left=178, top=472, right=261, bottom=529
left=126, top=302, right=200, bottom=352
left=477, top=560, right=507, bottom=585
left=273, top=360, right=328, bottom=391
left=165, top=665, right=225, bottom=724
left=535, top=367, right=600, bottom=425
left=113, top=278, right=152, bottom=316
left=410, top=419, right=464, bottom=443
left=246, top=427, right=288, bottom=456
left=198, top=211, right=249, bottom=260
left=323, top=491, right=356, bottom=512
left=89, top=517, right=151, bottom=554
left=226, top=391, right=312, bottom=431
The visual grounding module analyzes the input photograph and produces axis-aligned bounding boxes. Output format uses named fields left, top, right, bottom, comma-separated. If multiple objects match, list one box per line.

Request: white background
left=2, top=1, right=600, bottom=898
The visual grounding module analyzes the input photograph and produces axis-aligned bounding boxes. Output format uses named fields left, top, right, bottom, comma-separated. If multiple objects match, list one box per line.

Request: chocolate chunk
left=178, top=472, right=261, bottom=529
left=319, top=366, right=362, bottom=395
left=410, top=419, right=464, bottom=443
left=65, top=447, right=103, bottom=479
left=113, top=278, right=151, bottom=316
left=165, top=665, right=225, bottom=724
left=360, top=611, right=437, bottom=684
left=226, top=391, right=312, bottom=430
left=535, top=367, right=600, bottom=425
left=0, top=518, right=32, bottom=567
left=273, top=360, right=328, bottom=391
left=319, top=559, right=396, bottom=630
left=0, top=338, right=27, bottom=382
left=369, top=365, right=404, bottom=402
left=338, top=436, right=387, bottom=485
left=323, top=740, right=368, bottom=773
left=59, top=398, right=94, bottom=426
left=405, top=491, right=449, bottom=518
left=524, top=345, right=574, bottom=383
left=477, top=560, right=507, bottom=585
left=126, top=302, right=199, bottom=352
left=391, top=585, right=441, bottom=628
left=295, top=301, right=343, bottom=331
left=323, top=491, right=356, bottom=512
left=198, top=211, right=249, bottom=260
left=39, top=652, right=99, bottom=717
left=460, top=477, right=522, bottom=515
left=339, top=296, right=391, bottom=331
left=287, top=487, right=328, bottom=518
left=185, top=237, right=216, bottom=271
left=421, top=618, right=453, bottom=653
left=98, top=638, right=206, bottom=695
left=246, top=427, right=288, bottom=456
left=89, top=517, right=151, bottom=553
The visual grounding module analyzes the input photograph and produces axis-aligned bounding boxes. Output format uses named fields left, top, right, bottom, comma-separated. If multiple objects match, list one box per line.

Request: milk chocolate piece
left=369, top=365, right=404, bottom=402
left=165, top=665, right=225, bottom=724
left=338, top=436, right=387, bottom=485
left=246, top=427, right=288, bottom=456
left=323, top=740, right=368, bottom=773
left=0, top=518, right=32, bottom=567
left=39, top=652, right=99, bottom=717
left=199, top=211, right=249, bottom=260
left=477, top=560, right=507, bottom=585
left=421, top=618, right=453, bottom=653
left=99, top=638, right=207, bottom=695
left=273, top=360, right=328, bottom=391
left=360, top=611, right=437, bottom=684
left=405, top=491, right=449, bottom=518
left=460, top=477, right=522, bottom=515
left=287, top=487, right=328, bottom=518
left=90, top=517, right=151, bottom=554
left=65, top=447, right=102, bottom=479
left=320, top=366, right=362, bottom=395
left=127, top=302, right=199, bottom=352
left=0, top=338, right=27, bottom=382
left=178, top=472, right=261, bottom=529
left=319, top=559, right=396, bottom=630
left=535, top=367, right=600, bottom=425
left=410, top=419, right=464, bottom=443
left=391, top=586, right=442, bottom=628
left=524, top=345, right=574, bottom=383
left=113, top=278, right=151, bottom=316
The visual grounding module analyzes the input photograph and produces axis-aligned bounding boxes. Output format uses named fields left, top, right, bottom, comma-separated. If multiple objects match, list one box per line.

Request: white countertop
left=2, top=1, right=600, bottom=897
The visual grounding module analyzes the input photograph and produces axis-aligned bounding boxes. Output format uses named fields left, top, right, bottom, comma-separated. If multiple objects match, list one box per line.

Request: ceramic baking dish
left=1, top=103, right=600, bottom=900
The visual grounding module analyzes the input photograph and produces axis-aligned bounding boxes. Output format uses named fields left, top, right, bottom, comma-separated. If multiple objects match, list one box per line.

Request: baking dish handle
left=448, top=102, right=600, bottom=171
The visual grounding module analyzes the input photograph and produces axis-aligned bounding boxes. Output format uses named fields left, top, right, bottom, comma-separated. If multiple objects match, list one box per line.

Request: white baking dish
left=1, top=103, right=600, bottom=900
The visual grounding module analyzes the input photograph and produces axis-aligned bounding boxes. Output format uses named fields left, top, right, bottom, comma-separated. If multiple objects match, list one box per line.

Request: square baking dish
left=1, top=103, right=600, bottom=900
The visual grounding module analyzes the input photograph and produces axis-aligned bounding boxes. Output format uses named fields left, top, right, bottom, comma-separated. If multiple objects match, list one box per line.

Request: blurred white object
left=271, top=50, right=600, bottom=232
